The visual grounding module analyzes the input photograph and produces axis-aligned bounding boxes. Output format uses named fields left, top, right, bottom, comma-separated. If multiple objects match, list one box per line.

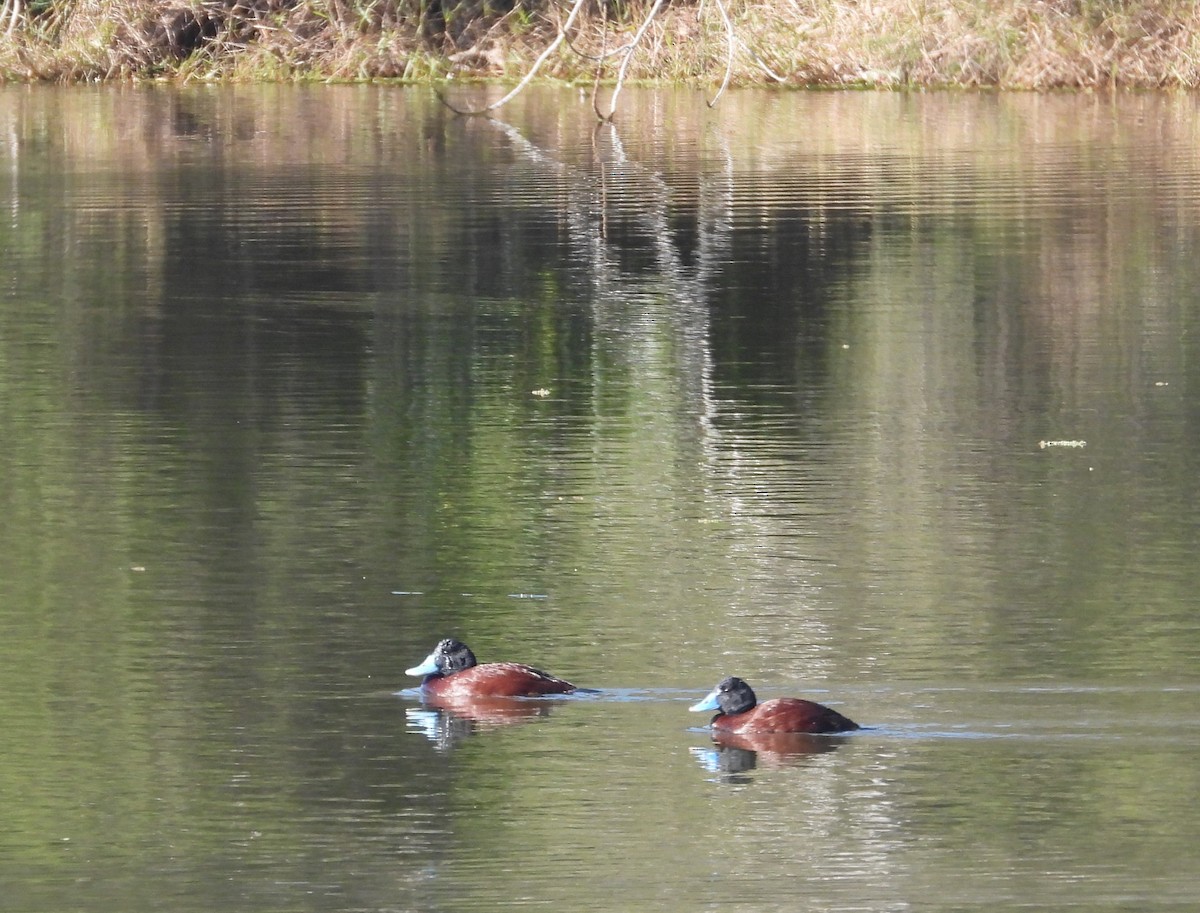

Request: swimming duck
left=690, top=676, right=858, bottom=734
left=405, top=638, right=577, bottom=698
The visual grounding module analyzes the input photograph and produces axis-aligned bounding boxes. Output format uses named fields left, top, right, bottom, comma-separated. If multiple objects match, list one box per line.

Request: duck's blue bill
left=405, top=651, right=439, bottom=676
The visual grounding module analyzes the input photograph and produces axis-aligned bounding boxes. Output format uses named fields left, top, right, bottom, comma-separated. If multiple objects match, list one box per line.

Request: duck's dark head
left=406, top=638, right=478, bottom=678
left=689, top=676, right=757, bottom=717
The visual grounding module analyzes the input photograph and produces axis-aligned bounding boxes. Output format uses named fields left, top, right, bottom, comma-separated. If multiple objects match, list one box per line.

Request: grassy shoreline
left=2, top=1, right=1199, bottom=89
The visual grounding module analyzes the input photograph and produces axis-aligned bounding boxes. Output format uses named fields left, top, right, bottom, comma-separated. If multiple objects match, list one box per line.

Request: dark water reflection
left=2, top=85, right=1199, bottom=912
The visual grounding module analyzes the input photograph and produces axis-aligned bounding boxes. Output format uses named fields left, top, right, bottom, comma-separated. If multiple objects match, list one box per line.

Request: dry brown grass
left=2, top=0, right=1199, bottom=87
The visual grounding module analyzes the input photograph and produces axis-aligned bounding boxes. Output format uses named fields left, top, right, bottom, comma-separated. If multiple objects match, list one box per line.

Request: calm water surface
left=2, top=85, right=1199, bottom=912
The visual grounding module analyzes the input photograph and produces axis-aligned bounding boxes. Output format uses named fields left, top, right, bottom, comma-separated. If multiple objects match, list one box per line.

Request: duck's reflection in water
left=405, top=693, right=559, bottom=750
left=691, top=731, right=849, bottom=778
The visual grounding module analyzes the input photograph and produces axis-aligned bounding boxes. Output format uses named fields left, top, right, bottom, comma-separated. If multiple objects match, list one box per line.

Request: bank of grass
left=2, top=1, right=1199, bottom=88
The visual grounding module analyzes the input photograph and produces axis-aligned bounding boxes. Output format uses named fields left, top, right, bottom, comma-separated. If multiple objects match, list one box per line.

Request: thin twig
left=738, top=34, right=787, bottom=82
left=566, top=36, right=637, bottom=63
left=564, top=1, right=634, bottom=64
left=590, top=0, right=609, bottom=121
left=597, top=0, right=664, bottom=122
left=434, top=0, right=588, bottom=116
left=706, top=0, right=735, bottom=107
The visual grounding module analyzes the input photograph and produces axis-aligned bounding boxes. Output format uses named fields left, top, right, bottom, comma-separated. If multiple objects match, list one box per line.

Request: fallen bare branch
left=2, top=0, right=22, bottom=37
left=706, top=0, right=735, bottom=107
left=435, top=0, right=588, bottom=116
left=596, top=0, right=664, bottom=122
left=590, top=0, right=610, bottom=121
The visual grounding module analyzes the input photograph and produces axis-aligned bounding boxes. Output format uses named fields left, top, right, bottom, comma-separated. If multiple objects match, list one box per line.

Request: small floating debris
left=531, top=388, right=551, bottom=397
left=508, top=593, right=549, bottom=599
left=391, top=590, right=425, bottom=596
left=1039, top=440, right=1087, bottom=449
left=1154, top=381, right=1169, bottom=387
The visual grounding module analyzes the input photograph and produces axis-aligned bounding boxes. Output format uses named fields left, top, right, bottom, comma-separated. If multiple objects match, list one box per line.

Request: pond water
left=2, top=84, right=1199, bottom=913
